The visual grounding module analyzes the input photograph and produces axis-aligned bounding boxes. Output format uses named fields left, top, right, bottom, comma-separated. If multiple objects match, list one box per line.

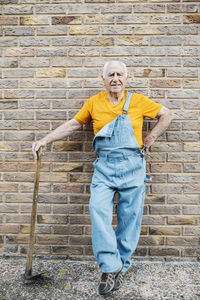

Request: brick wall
left=0, top=0, right=200, bottom=260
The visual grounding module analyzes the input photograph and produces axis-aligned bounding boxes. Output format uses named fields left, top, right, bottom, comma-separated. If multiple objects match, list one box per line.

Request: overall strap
left=122, top=92, right=133, bottom=114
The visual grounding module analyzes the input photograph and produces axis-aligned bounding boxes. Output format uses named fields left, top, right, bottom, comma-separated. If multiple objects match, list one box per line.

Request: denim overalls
left=89, top=92, right=147, bottom=273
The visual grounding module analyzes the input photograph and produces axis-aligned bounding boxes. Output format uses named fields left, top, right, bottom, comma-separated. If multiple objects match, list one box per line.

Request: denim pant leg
left=89, top=182, right=123, bottom=273
left=116, top=184, right=146, bottom=273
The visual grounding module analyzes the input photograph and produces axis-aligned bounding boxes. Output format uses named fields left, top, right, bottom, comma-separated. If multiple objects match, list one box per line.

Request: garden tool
left=24, top=149, right=47, bottom=280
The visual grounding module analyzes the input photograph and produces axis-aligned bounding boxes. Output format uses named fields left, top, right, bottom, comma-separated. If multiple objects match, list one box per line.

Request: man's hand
left=143, top=106, right=173, bottom=152
left=143, top=135, right=156, bottom=153
left=31, top=118, right=82, bottom=160
left=32, top=140, right=46, bottom=160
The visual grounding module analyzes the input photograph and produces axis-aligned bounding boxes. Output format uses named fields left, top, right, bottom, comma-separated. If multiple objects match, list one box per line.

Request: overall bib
left=89, top=92, right=147, bottom=273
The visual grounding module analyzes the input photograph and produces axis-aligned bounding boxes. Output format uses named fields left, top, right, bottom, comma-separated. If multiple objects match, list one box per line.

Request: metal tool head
left=24, top=269, right=48, bottom=281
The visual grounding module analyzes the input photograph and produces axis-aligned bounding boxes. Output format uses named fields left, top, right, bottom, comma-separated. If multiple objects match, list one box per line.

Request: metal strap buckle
left=122, top=110, right=127, bottom=115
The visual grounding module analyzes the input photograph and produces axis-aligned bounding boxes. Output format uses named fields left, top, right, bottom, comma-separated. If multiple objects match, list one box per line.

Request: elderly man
left=32, top=61, right=173, bottom=296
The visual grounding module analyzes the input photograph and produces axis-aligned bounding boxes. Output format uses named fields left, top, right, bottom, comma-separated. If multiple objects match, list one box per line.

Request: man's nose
left=113, top=73, right=118, bottom=81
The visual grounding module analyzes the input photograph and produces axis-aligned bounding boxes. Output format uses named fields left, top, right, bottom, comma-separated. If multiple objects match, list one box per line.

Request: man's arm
left=32, top=118, right=82, bottom=159
left=143, top=106, right=173, bottom=151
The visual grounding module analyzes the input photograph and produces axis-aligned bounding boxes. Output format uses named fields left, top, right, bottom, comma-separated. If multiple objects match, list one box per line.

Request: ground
left=0, top=257, right=199, bottom=300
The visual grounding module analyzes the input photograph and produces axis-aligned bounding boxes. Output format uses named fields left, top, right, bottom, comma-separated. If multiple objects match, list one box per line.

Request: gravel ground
left=0, top=257, right=199, bottom=300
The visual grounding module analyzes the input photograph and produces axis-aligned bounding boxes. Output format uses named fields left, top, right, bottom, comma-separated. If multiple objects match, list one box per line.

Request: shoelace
left=101, top=273, right=115, bottom=285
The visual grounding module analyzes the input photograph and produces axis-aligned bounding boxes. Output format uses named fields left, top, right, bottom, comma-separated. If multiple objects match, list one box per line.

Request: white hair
left=102, top=61, right=128, bottom=78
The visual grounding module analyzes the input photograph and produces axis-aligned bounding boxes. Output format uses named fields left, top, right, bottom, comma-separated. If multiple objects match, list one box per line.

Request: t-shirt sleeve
left=141, top=95, right=163, bottom=119
left=74, top=98, right=92, bottom=125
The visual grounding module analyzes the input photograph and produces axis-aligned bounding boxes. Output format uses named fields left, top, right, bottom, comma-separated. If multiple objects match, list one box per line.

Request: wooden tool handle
left=25, top=150, right=42, bottom=274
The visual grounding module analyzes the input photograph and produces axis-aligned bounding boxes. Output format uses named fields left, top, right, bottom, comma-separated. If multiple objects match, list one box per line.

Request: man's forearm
left=41, top=119, right=81, bottom=145
left=143, top=109, right=173, bottom=149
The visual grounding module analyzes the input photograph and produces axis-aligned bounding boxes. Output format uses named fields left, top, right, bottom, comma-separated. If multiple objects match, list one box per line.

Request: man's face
left=102, top=62, right=128, bottom=94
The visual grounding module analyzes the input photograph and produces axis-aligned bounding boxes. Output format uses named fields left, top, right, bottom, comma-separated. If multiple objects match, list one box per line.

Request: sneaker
left=113, top=271, right=125, bottom=291
left=98, top=270, right=120, bottom=295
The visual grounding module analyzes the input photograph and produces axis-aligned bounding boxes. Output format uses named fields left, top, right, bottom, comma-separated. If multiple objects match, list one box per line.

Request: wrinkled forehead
left=105, top=62, right=125, bottom=76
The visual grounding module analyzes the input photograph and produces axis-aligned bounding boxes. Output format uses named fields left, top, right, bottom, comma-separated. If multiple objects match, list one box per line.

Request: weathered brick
left=167, top=237, right=199, bottom=247
left=116, top=36, right=148, bottom=46
left=5, top=132, right=34, bottom=141
left=150, top=79, right=180, bottom=88
left=168, top=216, right=197, bottom=225
left=4, top=27, right=34, bottom=36
left=38, top=215, right=68, bottom=224
left=36, top=68, right=66, bottom=78
left=102, top=47, right=133, bottom=57
left=0, top=59, right=18, bottom=68
left=183, top=248, right=200, bottom=257
left=149, top=248, right=180, bottom=256
left=151, top=58, right=181, bottom=67
left=70, top=216, right=91, bottom=225
left=183, top=206, right=200, bottom=215
left=168, top=47, right=198, bottom=57
left=167, top=4, right=198, bottom=13
left=0, top=225, right=19, bottom=234
left=151, top=15, right=181, bottom=24
left=167, top=68, right=198, bottom=78
left=3, top=69, right=34, bottom=78
left=52, top=16, right=81, bottom=25
left=0, top=183, right=18, bottom=192
left=134, top=4, right=165, bottom=13
left=139, top=236, right=164, bottom=246
left=68, top=5, right=100, bottom=14
left=70, top=236, right=91, bottom=245
left=102, top=4, right=132, bottom=14
left=0, top=80, right=18, bottom=89
left=102, top=26, right=133, bottom=35
left=35, top=5, right=66, bottom=14
left=69, top=25, right=99, bottom=35
left=53, top=205, right=83, bottom=215
left=151, top=163, right=182, bottom=173
left=37, top=26, right=68, bottom=36
left=36, top=49, right=66, bottom=57
left=151, top=142, right=182, bottom=152
left=149, top=226, right=180, bottom=236
left=37, top=235, right=68, bottom=245
left=19, top=100, right=50, bottom=109
left=52, top=246, right=83, bottom=255
left=70, top=173, right=92, bottom=183
left=20, top=37, right=50, bottom=47
left=6, top=235, right=29, bottom=244
left=53, top=183, right=84, bottom=193
left=3, top=5, right=33, bottom=14
left=5, top=48, right=34, bottom=57
left=20, top=58, right=50, bottom=68
left=0, top=16, right=18, bottom=25
left=142, top=216, right=166, bottom=225
left=168, top=25, right=198, bottom=35
left=151, top=36, right=182, bottom=46
left=0, top=38, right=18, bottom=47
left=167, top=195, right=199, bottom=205
left=36, top=111, right=66, bottom=120
left=150, top=205, right=181, bottom=215
left=52, top=225, right=83, bottom=235
left=117, top=15, right=147, bottom=24
left=184, top=15, right=200, bottom=24
left=6, top=215, right=30, bottom=224
left=20, top=16, right=49, bottom=25
left=183, top=227, right=200, bottom=236
left=69, top=47, right=100, bottom=57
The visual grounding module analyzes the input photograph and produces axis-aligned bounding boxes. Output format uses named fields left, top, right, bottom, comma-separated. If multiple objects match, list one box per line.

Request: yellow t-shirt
left=74, top=91, right=163, bottom=148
